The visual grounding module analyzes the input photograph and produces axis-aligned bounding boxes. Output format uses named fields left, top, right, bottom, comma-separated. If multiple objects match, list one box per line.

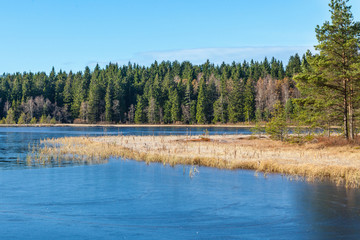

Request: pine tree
left=284, top=98, right=294, bottom=121
left=295, top=0, right=360, bottom=140
left=265, top=102, right=288, bottom=141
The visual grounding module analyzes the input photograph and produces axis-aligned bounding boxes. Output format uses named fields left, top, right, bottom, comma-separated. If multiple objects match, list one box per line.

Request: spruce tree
left=243, top=79, right=255, bottom=123
left=88, top=67, right=101, bottom=123
left=270, top=57, right=279, bottom=79
left=183, top=80, right=193, bottom=123
left=46, top=67, right=56, bottom=103
left=71, top=73, right=85, bottom=119
left=5, top=108, right=16, bottom=124
left=170, top=90, right=180, bottom=123
left=163, top=100, right=172, bottom=124
left=213, top=94, right=227, bottom=123
left=55, top=71, right=66, bottom=107
left=196, top=76, right=207, bottom=124
left=83, top=66, right=92, bottom=99
left=21, top=74, right=32, bottom=103
left=278, top=61, right=285, bottom=79
left=206, top=78, right=217, bottom=122
left=262, top=57, right=271, bottom=76
left=228, top=78, right=244, bottom=123
left=134, top=95, right=147, bottom=123
left=105, top=79, right=114, bottom=122
left=63, top=71, right=73, bottom=106
left=286, top=54, right=302, bottom=78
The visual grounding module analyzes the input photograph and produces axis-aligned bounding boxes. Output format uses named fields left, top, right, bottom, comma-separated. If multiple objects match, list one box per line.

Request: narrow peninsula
left=31, top=134, right=360, bottom=188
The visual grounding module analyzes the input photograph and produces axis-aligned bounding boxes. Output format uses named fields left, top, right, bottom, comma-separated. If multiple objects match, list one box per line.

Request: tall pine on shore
left=295, top=0, right=360, bottom=140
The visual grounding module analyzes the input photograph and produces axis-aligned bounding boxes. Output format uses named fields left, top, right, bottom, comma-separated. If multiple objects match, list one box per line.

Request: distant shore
left=0, top=123, right=342, bottom=129
left=0, top=123, right=257, bottom=128
left=34, top=134, right=360, bottom=188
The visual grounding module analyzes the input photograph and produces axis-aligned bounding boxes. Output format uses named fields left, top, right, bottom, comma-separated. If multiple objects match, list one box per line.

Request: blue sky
left=1, top=0, right=360, bottom=73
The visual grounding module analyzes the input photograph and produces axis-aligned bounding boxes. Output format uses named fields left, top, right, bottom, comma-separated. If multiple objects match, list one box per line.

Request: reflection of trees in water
left=297, top=182, right=360, bottom=238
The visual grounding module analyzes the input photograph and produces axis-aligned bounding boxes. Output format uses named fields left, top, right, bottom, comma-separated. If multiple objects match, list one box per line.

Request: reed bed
left=29, top=135, right=360, bottom=188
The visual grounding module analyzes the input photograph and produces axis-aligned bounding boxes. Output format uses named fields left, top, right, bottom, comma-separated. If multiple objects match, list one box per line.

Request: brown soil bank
left=35, top=135, right=360, bottom=188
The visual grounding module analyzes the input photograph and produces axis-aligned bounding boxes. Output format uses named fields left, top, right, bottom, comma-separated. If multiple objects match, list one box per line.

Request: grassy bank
left=30, top=135, right=360, bottom=188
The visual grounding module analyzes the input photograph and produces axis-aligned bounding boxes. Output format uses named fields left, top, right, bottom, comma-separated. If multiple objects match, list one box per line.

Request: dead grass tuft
left=28, top=134, right=360, bottom=188
left=185, top=137, right=211, bottom=142
left=316, top=136, right=360, bottom=147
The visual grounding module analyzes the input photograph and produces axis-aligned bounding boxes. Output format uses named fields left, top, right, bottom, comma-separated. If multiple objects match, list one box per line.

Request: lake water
left=0, top=126, right=360, bottom=239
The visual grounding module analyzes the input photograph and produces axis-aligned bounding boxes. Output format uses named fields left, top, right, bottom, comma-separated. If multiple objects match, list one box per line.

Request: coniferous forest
left=1, top=0, right=359, bottom=143
left=0, top=56, right=302, bottom=125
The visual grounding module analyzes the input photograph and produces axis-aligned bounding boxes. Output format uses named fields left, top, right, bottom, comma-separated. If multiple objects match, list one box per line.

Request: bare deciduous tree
left=128, top=104, right=135, bottom=123
left=80, top=101, right=89, bottom=123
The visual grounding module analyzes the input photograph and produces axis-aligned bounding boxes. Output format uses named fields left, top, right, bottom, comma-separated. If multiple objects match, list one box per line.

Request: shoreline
left=32, top=134, right=360, bottom=188
left=1, top=123, right=257, bottom=128
left=0, top=123, right=342, bottom=129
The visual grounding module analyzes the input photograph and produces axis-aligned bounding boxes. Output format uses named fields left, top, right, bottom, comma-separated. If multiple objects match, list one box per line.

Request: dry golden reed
left=29, top=135, right=360, bottom=188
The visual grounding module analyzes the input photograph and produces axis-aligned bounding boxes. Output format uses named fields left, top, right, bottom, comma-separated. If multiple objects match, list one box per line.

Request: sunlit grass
left=28, top=135, right=360, bottom=188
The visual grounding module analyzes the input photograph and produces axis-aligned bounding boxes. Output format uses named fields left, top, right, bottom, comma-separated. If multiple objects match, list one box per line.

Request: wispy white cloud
left=134, top=46, right=315, bottom=65
left=84, top=46, right=316, bottom=70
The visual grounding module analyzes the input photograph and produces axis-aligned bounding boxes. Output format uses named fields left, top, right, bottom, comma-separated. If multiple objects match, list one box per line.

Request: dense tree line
left=0, top=56, right=302, bottom=124
left=1, top=0, right=357, bottom=144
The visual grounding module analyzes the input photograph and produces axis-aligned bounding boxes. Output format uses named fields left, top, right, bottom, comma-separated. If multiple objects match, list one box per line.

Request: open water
left=0, top=126, right=360, bottom=239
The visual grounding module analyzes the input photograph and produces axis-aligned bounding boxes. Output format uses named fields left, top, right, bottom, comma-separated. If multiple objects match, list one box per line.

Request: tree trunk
left=349, top=101, right=354, bottom=141
left=348, top=82, right=355, bottom=140
left=343, top=80, right=349, bottom=140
